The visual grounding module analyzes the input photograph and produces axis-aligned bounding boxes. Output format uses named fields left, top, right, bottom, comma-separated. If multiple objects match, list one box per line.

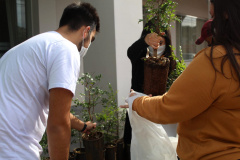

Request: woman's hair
left=210, top=0, right=240, bottom=83
left=141, top=21, right=173, bottom=57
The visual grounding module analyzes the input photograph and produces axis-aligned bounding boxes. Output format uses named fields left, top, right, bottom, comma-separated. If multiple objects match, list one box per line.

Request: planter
left=105, top=143, right=117, bottom=160
left=69, top=152, right=75, bottom=160
left=82, top=132, right=105, bottom=160
left=73, top=148, right=86, bottom=160
left=143, top=57, right=170, bottom=96
left=43, top=152, right=75, bottom=160
left=114, top=139, right=124, bottom=160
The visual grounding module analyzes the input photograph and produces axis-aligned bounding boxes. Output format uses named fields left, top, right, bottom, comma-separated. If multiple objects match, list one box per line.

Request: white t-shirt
left=0, top=31, right=80, bottom=159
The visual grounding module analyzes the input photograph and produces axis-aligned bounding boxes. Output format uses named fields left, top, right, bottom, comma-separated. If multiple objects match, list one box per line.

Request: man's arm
left=70, top=113, right=96, bottom=133
left=47, top=88, right=73, bottom=160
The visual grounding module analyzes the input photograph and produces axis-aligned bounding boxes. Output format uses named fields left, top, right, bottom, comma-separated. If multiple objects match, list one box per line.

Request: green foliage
left=142, top=0, right=180, bottom=34
left=40, top=132, right=48, bottom=160
left=96, top=83, right=126, bottom=143
left=73, top=73, right=105, bottom=122
left=167, top=46, right=186, bottom=90
left=40, top=73, right=126, bottom=157
left=73, top=73, right=126, bottom=143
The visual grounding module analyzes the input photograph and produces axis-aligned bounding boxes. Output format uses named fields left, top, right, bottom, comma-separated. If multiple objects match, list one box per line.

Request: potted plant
left=68, top=151, right=75, bottom=160
left=96, top=102, right=118, bottom=160
left=96, top=83, right=126, bottom=160
left=140, top=0, right=180, bottom=96
left=73, top=143, right=86, bottom=160
left=71, top=121, right=86, bottom=160
left=73, top=73, right=106, bottom=160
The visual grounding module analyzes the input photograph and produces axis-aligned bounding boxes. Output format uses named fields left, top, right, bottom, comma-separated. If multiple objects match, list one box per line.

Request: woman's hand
left=128, top=89, right=137, bottom=97
left=145, top=32, right=165, bottom=49
left=120, top=90, right=152, bottom=108
left=120, top=89, right=136, bottom=108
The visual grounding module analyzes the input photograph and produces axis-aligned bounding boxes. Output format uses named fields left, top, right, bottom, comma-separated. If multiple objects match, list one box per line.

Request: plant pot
left=114, top=139, right=124, bottom=160
left=82, top=132, right=104, bottom=160
left=105, top=143, right=117, bottom=160
left=73, top=148, right=86, bottom=160
left=143, top=57, right=170, bottom=96
left=68, top=152, right=75, bottom=160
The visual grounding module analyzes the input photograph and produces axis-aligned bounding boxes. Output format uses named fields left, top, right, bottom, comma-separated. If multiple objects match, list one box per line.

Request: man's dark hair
left=210, top=0, right=240, bottom=84
left=59, top=2, right=100, bottom=33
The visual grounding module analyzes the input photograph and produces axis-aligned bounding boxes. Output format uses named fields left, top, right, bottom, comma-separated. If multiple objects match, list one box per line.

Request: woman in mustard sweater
left=122, top=0, right=240, bottom=159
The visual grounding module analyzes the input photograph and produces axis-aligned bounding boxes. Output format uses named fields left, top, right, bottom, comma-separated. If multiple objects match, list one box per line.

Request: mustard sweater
left=132, top=46, right=240, bottom=160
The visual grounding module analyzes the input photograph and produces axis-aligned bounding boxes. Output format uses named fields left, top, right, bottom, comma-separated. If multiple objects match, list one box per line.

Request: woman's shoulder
left=194, top=45, right=227, bottom=59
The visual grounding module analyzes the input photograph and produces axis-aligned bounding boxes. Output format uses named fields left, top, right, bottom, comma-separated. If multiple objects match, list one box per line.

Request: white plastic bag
left=126, top=92, right=177, bottom=160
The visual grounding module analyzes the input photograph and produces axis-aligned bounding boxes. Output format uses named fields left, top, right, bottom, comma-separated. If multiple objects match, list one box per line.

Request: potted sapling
left=96, top=83, right=126, bottom=160
left=73, top=73, right=105, bottom=160
left=140, top=0, right=180, bottom=96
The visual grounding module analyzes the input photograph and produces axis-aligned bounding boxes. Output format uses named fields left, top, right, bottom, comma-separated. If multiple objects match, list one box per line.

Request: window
left=0, top=0, right=10, bottom=58
left=0, top=0, right=39, bottom=58
left=176, top=15, right=208, bottom=62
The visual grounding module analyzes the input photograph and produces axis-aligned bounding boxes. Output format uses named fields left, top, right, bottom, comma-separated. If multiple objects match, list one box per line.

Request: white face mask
left=148, top=45, right=166, bottom=58
left=79, top=30, right=91, bottom=58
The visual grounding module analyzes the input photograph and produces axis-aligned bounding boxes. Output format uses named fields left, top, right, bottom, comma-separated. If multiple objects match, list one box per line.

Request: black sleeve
left=169, top=57, right=176, bottom=75
left=127, top=36, right=149, bottom=63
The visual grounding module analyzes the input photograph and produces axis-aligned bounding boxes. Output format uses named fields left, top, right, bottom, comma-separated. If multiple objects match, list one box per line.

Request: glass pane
left=181, top=16, right=197, bottom=60
left=16, top=0, right=27, bottom=44
left=0, top=0, right=29, bottom=58
left=176, top=15, right=208, bottom=61
left=0, top=0, right=10, bottom=58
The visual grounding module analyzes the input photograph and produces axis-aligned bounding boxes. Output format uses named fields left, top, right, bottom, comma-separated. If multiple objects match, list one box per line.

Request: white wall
left=114, top=0, right=143, bottom=105
left=175, top=0, right=208, bottom=19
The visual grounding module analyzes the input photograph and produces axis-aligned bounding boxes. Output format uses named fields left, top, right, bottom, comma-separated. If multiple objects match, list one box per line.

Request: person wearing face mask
left=121, top=0, right=240, bottom=159
left=79, top=29, right=92, bottom=58
left=147, top=43, right=166, bottom=58
left=123, top=20, right=176, bottom=159
left=0, top=2, right=100, bottom=160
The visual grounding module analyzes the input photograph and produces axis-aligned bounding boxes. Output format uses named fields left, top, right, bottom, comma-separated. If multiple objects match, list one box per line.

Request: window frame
left=175, top=14, right=208, bottom=62
left=0, top=0, right=39, bottom=58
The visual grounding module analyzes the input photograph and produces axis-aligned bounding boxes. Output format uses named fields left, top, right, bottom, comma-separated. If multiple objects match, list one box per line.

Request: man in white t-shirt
left=0, top=2, right=100, bottom=160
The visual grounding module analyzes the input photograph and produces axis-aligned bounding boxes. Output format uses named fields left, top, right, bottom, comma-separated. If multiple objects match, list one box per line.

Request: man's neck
left=56, top=26, right=82, bottom=46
